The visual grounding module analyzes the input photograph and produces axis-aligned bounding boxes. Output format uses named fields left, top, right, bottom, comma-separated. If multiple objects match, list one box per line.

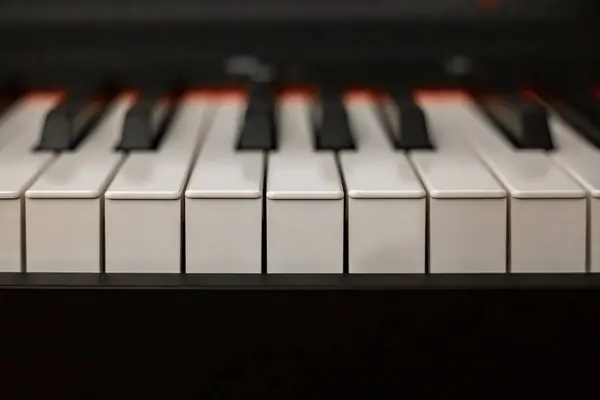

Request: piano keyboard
left=1, top=89, right=599, bottom=275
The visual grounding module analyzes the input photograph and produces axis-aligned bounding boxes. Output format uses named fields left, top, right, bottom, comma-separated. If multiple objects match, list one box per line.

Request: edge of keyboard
left=1, top=272, right=599, bottom=289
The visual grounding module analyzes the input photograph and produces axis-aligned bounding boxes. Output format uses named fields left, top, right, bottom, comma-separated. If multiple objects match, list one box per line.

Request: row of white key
left=449, top=99, right=588, bottom=273
left=0, top=93, right=597, bottom=274
left=0, top=96, right=58, bottom=271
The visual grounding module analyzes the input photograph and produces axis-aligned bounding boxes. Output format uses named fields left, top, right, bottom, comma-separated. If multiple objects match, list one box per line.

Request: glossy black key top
left=314, top=93, right=355, bottom=151
left=236, top=87, right=277, bottom=151
left=549, top=95, right=600, bottom=149
left=117, top=90, right=181, bottom=151
left=380, top=95, right=433, bottom=150
left=477, top=95, right=554, bottom=150
left=36, top=91, right=114, bottom=151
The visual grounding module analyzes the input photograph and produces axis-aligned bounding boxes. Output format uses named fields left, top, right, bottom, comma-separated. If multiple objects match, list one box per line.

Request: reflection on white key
left=411, top=98, right=508, bottom=273
left=25, top=98, right=130, bottom=273
left=456, top=105, right=587, bottom=273
left=339, top=96, right=425, bottom=273
left=185, top=98, right=265, bottom=273
left=0, top=96, right=58, bottom=271
left=104, top=95, right=211, bottom=273
left=267, top=96, right=344, bottom=273
left=550, top=115, right=600, bottom=271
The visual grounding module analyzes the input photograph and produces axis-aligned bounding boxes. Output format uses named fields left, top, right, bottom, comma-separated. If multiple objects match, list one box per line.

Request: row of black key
left=2, top=87, right=600, bottom=153
left=36, top=89, right=181, bottom=152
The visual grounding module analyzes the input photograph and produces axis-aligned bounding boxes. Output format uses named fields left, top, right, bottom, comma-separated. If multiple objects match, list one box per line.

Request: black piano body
left=0, top=0, right=599, bottom=389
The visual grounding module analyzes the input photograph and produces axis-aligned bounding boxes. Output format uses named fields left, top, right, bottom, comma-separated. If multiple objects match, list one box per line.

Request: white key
left=196, top=97, right=245, bottom=155
left=104, top=96, right=211, bottom=273
left=339, top=96, right=426, bottom=273
left=185, top=98, right=265, bottom=273
left=0, top=102, right=29, bottom=150
left=410, top=152, right=507, bottom=273
left=550, top=114, right=598, bottom=157
left=456, top=105, right=587, bottom=273
left=422, top=101, right=477, bottom=153
left=266, top=96, right=344, bottom=273
left=25, top=98, right=130, bottom=273
left=0, top=97, right=59, bottom=272
left=410, top=98, right=508, bottom=273
left=550, top=116, right=600, bottom=271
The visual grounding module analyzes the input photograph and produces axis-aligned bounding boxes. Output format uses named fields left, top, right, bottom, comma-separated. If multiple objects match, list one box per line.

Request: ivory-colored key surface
left=104, top=96, right=211, bottom=273
left=457, top=105, right=587, bottom=273
left=25, top=98, right=130, bottom=273
left=410, top=97, right=508, bottom=273
left=0, top=102, right=30, bottom=150
left=267, top=154, right=343, bottom=200
left=0, top=97, right=59, bottom=272
left=421, top=100, right=477, bottom=153
left=339, top=96, right=426, bottom=273
left=195, top=98, right=246, bottom=156
left=185, top=98, right=265, bottom=273
left=550, top=115, right=600, bottom=271
left=410, top=152, right=507, bottom=273
left=266, top=96, right=344, bottom=273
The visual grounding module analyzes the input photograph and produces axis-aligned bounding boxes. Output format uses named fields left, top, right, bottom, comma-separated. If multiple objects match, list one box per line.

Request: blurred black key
left=477, top=95, right=554, bottom=150
left=0, top=86, right=22, bottom=119
left=236, top=86, right=277, bottom=151
left=549, top=95, right=600, bottom=148
left=36, top=90, right=114, bottom=151
left=314, top=92, right=355, bottom=151
left=117, top=90, right=181, bottom=151
left=380, top=94, right=433, bottom=150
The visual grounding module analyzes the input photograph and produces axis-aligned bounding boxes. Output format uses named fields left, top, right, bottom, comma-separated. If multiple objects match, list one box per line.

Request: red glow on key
left=477, top=0, right=500, bottom=10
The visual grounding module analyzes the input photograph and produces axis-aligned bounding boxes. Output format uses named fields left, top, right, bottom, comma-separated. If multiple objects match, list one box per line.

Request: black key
left=477, top=95, right=554, bottom=150
left=36, top=90, right=114, bottom=151
left=0, top=86, right=22, bottom=119
left=314, top=93, right=355, bottom=151
left=380, top=95, right=433, bottom=150
left=549, top=95, right=600, bottom=149
left=117, top=90, right=181, bottom=151
left=236, top=87, right=277, bottom=151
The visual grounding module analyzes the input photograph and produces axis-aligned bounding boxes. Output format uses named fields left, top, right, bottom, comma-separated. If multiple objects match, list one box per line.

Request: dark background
left=0, top=0, right=598, bottom=89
